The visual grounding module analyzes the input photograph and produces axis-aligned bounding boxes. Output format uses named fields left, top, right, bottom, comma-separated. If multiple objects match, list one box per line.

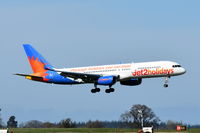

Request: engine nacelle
left=120, top=78, right=142, bottom=86
left=97, top=76, right=117, bottom=85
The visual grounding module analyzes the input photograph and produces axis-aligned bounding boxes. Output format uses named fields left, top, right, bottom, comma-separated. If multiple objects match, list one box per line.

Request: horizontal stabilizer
left=14, top=73, right=43, bottom=80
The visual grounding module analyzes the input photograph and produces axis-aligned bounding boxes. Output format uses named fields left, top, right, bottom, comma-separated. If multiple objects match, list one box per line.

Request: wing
left=46, top=68, right=102, bottom=83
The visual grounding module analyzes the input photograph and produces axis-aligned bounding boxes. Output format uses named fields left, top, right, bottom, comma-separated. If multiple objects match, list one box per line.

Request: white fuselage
left=18, top=44, right=186, bottom=92
left=57, top=61, right=186, bottom=81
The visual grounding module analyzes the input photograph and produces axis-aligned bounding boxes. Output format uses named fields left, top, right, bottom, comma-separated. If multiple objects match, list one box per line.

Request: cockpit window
left=172, top=65, right=181, bottom=68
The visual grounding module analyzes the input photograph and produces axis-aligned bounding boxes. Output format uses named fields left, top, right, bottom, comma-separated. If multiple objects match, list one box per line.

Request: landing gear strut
left=164, top=76, right=170, bottom=88
left=91, top=83, right=100, bottom=93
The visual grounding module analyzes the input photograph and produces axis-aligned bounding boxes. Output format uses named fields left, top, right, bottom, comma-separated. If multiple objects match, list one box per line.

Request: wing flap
left=46, top=68, right=101, bottom=83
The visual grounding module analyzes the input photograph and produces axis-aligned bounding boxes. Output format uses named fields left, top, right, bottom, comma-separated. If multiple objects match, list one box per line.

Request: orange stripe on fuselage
left=99, top=79, right=109, bottom=81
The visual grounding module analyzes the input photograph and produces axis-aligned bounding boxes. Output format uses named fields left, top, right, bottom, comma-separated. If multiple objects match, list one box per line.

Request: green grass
left=187, top=128, right=200, bottom=133
left=10, top=128, right=138, bottom=133
left=9, top=128, right=200, bottom=133
left=155, top=128, right=200, bottom=133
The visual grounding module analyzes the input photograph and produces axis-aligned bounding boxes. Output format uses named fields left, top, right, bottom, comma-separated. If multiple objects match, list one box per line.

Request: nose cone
left=180, top=67, right=186, bottom=74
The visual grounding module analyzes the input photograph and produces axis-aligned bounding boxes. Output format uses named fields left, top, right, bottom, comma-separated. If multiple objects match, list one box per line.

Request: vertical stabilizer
left=23, top=44, right=53, bottom=73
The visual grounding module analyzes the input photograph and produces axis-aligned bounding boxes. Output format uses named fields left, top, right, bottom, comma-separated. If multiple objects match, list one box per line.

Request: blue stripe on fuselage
left=45, top=71, right=80, bottom=84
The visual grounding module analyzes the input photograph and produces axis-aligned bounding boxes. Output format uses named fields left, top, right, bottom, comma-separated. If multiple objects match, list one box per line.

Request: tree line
left=1, top=104, right=199, bottom=129
left=8, top=119, right=192, bottom=129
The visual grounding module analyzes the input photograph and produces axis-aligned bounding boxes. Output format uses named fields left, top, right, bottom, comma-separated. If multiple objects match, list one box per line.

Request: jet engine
left=120, top=78, right=142, bottom=86
left=97, top=76, right=117, bottom=85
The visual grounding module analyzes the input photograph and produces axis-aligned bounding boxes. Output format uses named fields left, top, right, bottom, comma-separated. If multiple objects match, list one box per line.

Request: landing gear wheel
left=105, top=89, right=111, bottom=93
left=164, top=84, right=168, bottom=88
left=105, top=88, right=115, bottom=93
left=96, top=88, right=100, bottom=92
left=110, top=88, right=115, bottom=92
left=91, top=89, right=96, bottom=93
left=91, top=88, right=101, bottom=93
left=91, top=83, right=101, bottom=93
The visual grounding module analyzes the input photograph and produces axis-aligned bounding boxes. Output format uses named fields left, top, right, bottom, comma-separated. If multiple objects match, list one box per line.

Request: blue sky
left=0, top=0, right=200, bottom=125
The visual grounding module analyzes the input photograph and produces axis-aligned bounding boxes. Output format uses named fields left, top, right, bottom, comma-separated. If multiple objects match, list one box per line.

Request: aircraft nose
left=181, top=67, right=186, bottom=74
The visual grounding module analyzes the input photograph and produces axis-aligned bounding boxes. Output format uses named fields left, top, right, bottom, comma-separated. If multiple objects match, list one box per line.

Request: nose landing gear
left=164, top=76, right=170, bottom=88
left=164, top=84, right=168, bottom=88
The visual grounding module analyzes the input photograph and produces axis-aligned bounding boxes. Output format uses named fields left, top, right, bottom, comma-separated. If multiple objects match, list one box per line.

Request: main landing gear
left=91, top=88, right=100, bottom=93
left=91, top=84, right=115, bottom=93
left=91, top=84, right=100, bottom=93
left=105, top=85, right=115, bottom=93
left=164, top=76, right=170, bottom=88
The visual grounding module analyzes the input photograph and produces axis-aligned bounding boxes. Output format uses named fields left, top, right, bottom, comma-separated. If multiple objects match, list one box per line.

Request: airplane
left=15, top=44, right=186, bottom=93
